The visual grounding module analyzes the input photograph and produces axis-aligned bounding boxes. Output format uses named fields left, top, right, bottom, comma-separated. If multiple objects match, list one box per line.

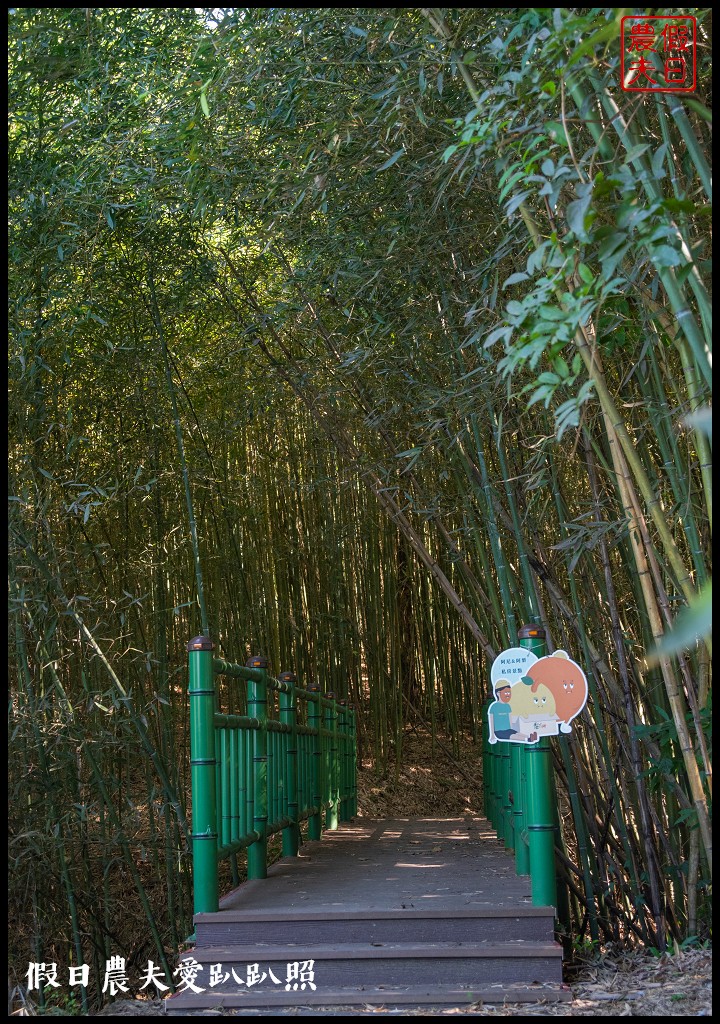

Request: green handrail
left=187, top=637, right=357, bottom=916
left=188, top=636, right=219, bottom=916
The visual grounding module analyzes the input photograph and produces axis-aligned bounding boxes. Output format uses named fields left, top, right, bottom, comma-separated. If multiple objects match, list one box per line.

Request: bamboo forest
left=8, top=7, right=712, bottom=1016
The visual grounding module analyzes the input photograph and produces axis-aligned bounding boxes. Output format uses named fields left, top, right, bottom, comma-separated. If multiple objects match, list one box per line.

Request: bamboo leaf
left=647, top=583, right=712, bottom=662
left=683, top=407, right=712, bottom=437
left=376, top=148, right=405, bottom=172
left=503, top=272, right=529, bottom=287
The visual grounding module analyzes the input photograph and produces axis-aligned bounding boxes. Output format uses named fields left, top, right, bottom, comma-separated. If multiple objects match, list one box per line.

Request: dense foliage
left=9, top=7, right=711, bottom=1008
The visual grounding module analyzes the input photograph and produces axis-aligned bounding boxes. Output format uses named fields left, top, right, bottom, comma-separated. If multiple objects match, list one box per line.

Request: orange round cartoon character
left=524, top=651, right=588, bottom=734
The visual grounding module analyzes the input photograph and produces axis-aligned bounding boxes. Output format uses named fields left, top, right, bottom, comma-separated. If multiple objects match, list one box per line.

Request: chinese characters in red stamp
left=621, top=15, right=697, bottom=92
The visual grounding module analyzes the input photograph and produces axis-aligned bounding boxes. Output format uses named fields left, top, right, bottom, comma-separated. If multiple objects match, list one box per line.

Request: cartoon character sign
left=487, top=647, right=588, bottom=744
left=524, top=650, right=588, bottom=733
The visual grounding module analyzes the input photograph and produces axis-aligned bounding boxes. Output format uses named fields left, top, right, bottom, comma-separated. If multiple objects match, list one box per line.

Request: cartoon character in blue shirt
left=488, top=679, right=538, bottom=744
left=488, top=679, right=518, bottom=740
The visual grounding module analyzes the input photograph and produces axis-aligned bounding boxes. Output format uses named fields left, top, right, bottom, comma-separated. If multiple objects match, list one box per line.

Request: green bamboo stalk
left=661, top=93, right=712, bottom=202
left=13, top=527, right=191, bottom=843
left=12, top=600, right=90, bottom=1013
left=641, top=343, right=707, bottom=585
left=83, top=742, right=176, bottom=988
left=492, top=413, right=539, bottom=621
left=148, top=272, right=210, bottom=637
left=567, top=72, right=711, bottom=386
left=469, top=416, right=516, bottom=643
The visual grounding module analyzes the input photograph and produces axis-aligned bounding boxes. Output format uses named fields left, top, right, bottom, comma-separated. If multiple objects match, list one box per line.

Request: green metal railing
left=482, top=625, right=562, bottom=911
left=187, top=636, right=357, bottom=915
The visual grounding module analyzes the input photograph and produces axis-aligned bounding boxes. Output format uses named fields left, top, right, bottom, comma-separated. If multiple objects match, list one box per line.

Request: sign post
left=486, top=626, right=589, bottom=909
left=518, top=626, right=556, bottom=908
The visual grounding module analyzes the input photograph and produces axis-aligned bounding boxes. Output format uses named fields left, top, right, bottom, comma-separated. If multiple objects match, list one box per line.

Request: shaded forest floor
left=355, top=726, right=485, bottom=818
left=19, top=727, right=711, bottom=1016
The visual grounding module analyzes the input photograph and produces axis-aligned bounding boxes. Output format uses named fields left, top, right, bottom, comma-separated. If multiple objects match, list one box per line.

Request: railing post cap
left=187, top=635, right=215, bottom=652
left=518, top=624, right=546, bottom=640
left=326, top=691, right=336, bottom=700
left=246, top=655, right=269, bottom=669
left=338, top=698, right=347, bottom=705
left=307, top=683, right=321, bottom=692
left=278, top=671, right=297, bottom=682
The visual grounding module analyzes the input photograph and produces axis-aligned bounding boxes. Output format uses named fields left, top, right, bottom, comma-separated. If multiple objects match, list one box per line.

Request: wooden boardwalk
left=168, top=818, right=569, bottom=1012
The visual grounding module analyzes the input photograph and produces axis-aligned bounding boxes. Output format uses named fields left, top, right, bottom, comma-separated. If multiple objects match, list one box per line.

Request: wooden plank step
left=195, top=906, right=556, bottom=946
left=200, top=907, right=555, bottom=923
left=176, top=940, right=563, bottom=991
left=166, top=980, right=573, bottom=1013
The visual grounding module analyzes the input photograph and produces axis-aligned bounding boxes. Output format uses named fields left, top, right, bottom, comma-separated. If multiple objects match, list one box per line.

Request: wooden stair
left=167, top=818, right=570, bottom=1011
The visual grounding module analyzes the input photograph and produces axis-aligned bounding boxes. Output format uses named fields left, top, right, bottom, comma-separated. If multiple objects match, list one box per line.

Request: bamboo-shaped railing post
left=279, top=671, right=300, bottom=856
left=512, top=741, right=529, bottom=876
left=490, top=733, right=502, bottom=837
left=482, top=697, right=492, bottom=819
left=348, top=702, right=358, bottom=817
left=337, top=698, right=351, bottom=822
left=512, top=741, right=524, bottom=860
left=485, top=687, right=502, bottom=836
left=187, top=635, right=219, bottom=915
left=246, top=655, right=268, bottom=879
left=518, top=625, right=557, bottom=908
left=229, top=723, right=240, bottom=888
left=307, top=683, right=322, bottom=840
left=325, top=692, right=339, bottom=830
left=501, top=739, right=513, bottom=852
